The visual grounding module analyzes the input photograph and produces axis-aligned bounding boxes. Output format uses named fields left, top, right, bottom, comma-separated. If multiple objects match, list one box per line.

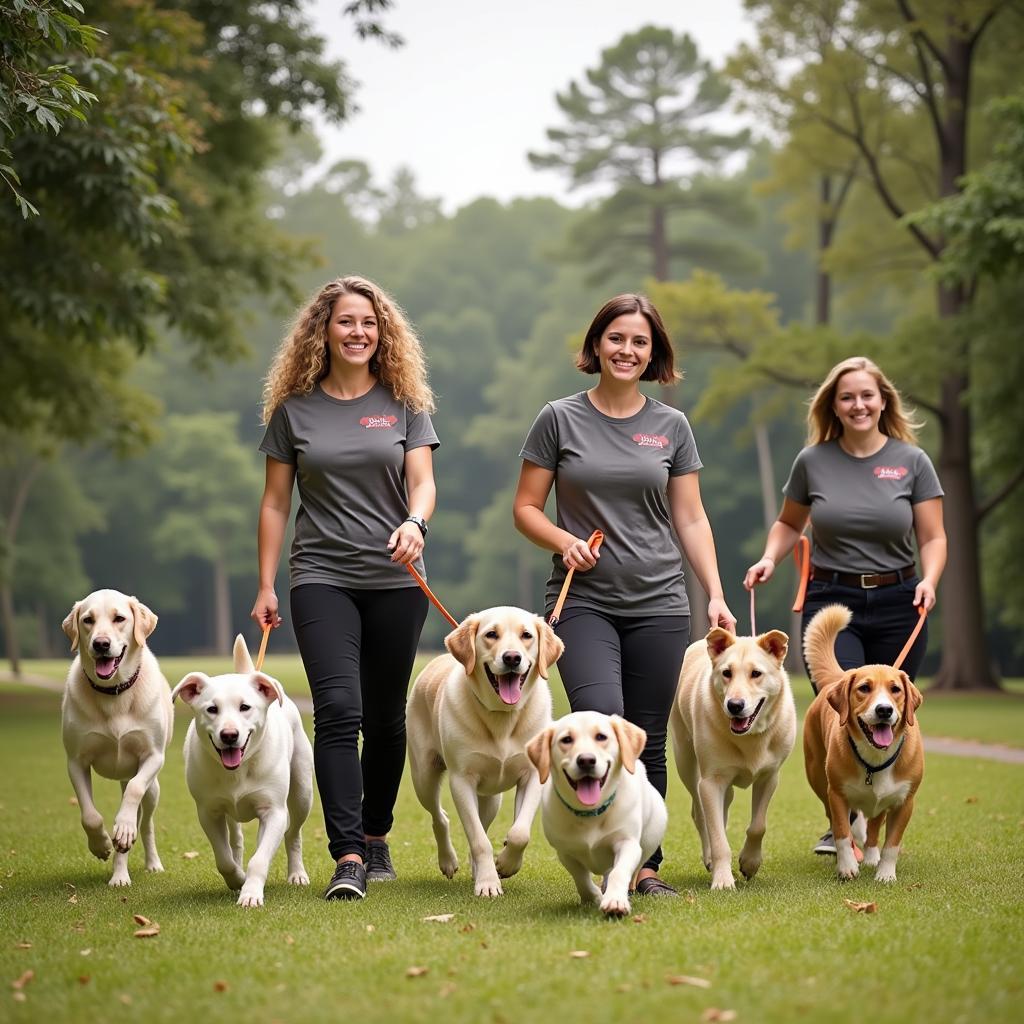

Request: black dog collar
left=88, top=664, right=141, bottom=696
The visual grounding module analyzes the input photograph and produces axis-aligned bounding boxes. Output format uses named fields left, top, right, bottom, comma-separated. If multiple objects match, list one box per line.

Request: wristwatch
left=405, top=515, right=428, bottom=536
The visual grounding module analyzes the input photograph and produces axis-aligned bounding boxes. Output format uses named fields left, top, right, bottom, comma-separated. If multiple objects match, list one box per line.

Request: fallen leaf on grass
left=616, top=984, right=633, bottom=993
left=14, top=942, right=31, bottom=950
left=132, top=915, right=151, bottom=927
left=843, top=899, right=877, bottom=914
left=213, top=981, right=229, bottom=993
left=77, top=976, right=90, bottom=986
left=632, top=914, right=647, bottom=923
left=11, top=970, right=34, bottom=990
left=569, top=950, right=590, bottom=959
left=133, top=925, right=160, bottom=938
left=438, top=982, right=457, bottom=998
left=119, top=994, right=132, bottom=1005
left=284, top=934, right=295, bottom=945
left=406, top=966, right=429, bottom=978
left=182, top=851, right=200, bottom=860
left=69, top=797, right=79, bottom=806
left=666, top=974, right=711, bottom=988
left=702, top=1009, right=737, bottom=1022
left=80, top=949, right=91, bottom=956
left=365, top=925, right=375, bottom=933
left=12, top=992, right=26, bottom=1003
left=422, top=913, right=456, bottom=923
left=965, top=796, right=979, bottom=804
left=458, top=923, right=476, bottom=933
left=67, top=894, right=78, bottom=905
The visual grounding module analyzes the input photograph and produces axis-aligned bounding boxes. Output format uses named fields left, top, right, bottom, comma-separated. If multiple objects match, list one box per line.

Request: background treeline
left=2, top=2, right=1023, bottom=688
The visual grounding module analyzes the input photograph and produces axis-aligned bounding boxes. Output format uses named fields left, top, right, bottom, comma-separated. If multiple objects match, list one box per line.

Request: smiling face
left=705, top=628, right=789, bottom=736
left=62, top=589, right=157, bottom=682
left=594, top=312, right=653, bottom=385
left=827, top=666, right=922, bottom=752
left=833, top=369, right=886, bottom=439
left=327, top=292, right=379, bottom=373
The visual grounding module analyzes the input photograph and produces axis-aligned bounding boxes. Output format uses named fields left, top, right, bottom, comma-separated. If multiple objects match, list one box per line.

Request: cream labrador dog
left=670, top=628, right=795, bottom=890
left=61, top=589, right=173, bottom=887
left=526, top=712, right=667, bottom=917
left=406, top=606, right=563, bottom=897
left=171, top=635, right=313, bottom=907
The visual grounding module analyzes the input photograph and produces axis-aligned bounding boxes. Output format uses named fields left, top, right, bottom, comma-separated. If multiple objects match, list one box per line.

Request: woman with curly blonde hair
left=253, top=275, right=439, bottom=901
left=744, top=355, right=945, bottom=857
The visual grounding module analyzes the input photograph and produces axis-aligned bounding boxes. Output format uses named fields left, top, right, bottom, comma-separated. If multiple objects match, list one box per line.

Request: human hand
left=251, top=587, right=282, bottom=628
left=708, top=597, right=737, bottom=632
left=562, top=535, right=600, bottom=573
left=388, top=520, right=425, bottom=565
left=744, top=556, right=776, bottom=590
left=913, top=580, right=936, bottom=611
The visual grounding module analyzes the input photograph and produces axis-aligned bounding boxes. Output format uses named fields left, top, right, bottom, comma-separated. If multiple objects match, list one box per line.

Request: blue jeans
left=800, top=574, right=927, bottom=691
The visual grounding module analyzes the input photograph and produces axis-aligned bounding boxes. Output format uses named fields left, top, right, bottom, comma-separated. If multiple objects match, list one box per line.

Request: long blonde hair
left=262, top=275, right=435, bottom=422
left=807, top=356, right=921, bottom=445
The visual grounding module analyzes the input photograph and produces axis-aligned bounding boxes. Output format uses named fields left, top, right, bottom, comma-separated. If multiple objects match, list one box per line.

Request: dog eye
left=722, top=669, right=732, bottom=679
left=206, top=705, right=218, bottom=715
left=750, top=669, right=762, bottom=678
left=485, top=630, right=498, bottom=640
left=890, top=685, right=900, bottom=694
left=857, top=683, right=871, bottom=693
left=594, top=732, right=607, bottom=742
left=113, top=614, right=126, bottom=623
left=558, top=734, right=573, bottom=745
left=239, top=703, right=251, bottom=712
left=82, top=616, right=94, bottom=624
left=521, top=631, right=533, bottom=640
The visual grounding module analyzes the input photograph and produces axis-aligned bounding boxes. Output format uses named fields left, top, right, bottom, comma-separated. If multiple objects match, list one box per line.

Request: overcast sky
left=309, top=0, right=753, bottom=212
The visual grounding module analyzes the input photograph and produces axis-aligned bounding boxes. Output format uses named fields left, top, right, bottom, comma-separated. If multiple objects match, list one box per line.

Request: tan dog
left=61, top=589, right=173, bottom=886
left=670, top=628, right=795, bottom=890
left=406, top=606, right=563, bottom=897
left=527, top=712, right=667, bottom=917
left=803, top=604, right=924, bottom=883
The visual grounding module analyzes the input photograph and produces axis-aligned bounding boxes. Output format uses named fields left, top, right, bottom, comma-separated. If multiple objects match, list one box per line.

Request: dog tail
left=803, top=604, right=852, bottom=692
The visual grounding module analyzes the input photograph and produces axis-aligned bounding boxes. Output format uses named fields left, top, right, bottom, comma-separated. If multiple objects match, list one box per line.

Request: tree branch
left=895, top=0, right=955, bottom=79
left=977, top=464, right=1024, bottom=522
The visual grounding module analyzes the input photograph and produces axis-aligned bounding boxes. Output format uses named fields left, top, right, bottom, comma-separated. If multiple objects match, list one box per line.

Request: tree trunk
left=517, top=545, right=533, bottom=613
left=213, top=551, right=232, bottom=655
left=1, top=459, right=41, bottom=675
left=816, top=175, right=833, bottom=326
left=1, top=583, right=20, bottom=676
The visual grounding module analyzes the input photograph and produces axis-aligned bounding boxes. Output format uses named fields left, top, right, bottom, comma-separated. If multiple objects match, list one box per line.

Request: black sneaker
left=365, top=839, right=397, bottom=882
left=324, top=860, right=366, bottom=900
left=813, top=830, right=837, bottom=855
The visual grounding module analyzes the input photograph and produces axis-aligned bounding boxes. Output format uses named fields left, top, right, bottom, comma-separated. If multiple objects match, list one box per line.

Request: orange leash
left=892, top=605, right=928, bottom=671
left=791, top=534, right=811, bottom=613
left=406, top=562, right=460, bottom=629
left=255, top=624, right=271, bottom=671
left=549, top=530, right=604, bottom=627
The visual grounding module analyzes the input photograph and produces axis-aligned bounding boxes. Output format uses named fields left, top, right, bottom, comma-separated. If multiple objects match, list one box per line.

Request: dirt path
left=5, top=673, right=1023, bottom=764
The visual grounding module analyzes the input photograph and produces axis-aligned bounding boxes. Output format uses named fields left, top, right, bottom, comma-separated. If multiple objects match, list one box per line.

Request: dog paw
left=108, top=871, right=132, bottom=887
left=600, top=893, right=631, bottom=917
left=837, top=865, right=860, bottom=881
left=474, top=875, right=503, bottom=898
left=223, top=868, right=246, bottom=891
left=88, top=830, right=113, bottom=861
left=145, top=860, right=165, bottom=873
left=739, top=850, right=762, bottom=880
left=438, top=849, right=459, bottom=879
left=288, top=869, right=310, bottom=886
left=710, top=869, right=736, bottom=891
left=112, top=818, right=137, bottom=853
left=237, top=888, right=264, bottom=908
left=495, top=846, right=524, bottom=879
left=874, top=866, right=897, bottom=884
left=862, top=846, right=881, bottom=868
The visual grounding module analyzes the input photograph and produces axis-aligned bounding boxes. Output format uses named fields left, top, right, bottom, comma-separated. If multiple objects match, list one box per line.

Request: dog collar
left=847, top=733, right=905, bottom=785
left=554, top=784, right=617, bottom=817
left=88, top=663, right=141, bottom=696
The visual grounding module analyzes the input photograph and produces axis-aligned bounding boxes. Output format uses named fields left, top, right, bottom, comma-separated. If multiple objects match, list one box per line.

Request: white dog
left=61, top=589, right=173, bottom=886
left=405, top=606, right=563, bottom=897
left=670, top=628, right=796, bottom=890
left=526, top=712, right=667, bottom=917
left=171, top=635, right=314, bottom=907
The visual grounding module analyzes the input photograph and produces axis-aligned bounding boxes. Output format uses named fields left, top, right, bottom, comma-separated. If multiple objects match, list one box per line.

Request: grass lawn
left=1, top=680, right=1022, bottom=1024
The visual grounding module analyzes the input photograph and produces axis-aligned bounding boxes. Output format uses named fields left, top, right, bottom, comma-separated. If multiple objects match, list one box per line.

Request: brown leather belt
left=811, top=565, right=915, bottom=589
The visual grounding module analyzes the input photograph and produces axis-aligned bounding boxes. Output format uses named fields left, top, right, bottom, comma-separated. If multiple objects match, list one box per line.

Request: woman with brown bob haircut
left=515, top=293, right=736, bottom=899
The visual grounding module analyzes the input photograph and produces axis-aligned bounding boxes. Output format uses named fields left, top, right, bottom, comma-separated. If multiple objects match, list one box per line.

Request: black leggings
left=290, top=583, right=428, bottom=862
left=552, top=607, right=690, bottom=871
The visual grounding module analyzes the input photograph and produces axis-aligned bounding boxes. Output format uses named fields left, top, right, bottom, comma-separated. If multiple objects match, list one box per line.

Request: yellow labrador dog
left=527, top=712, right=667, bottom=917
left=61, top=589, right=173, bottom=886
left=172, top=635, right=313, bottom=907
left=406, top=606, right=563, bottom=897
left=670, top=628, right=795, bottom=890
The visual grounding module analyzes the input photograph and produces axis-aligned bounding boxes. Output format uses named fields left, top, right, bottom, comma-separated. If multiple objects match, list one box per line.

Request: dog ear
left=233, top=634, right=255, bottom=674
left=536, top=619, right=565, bottom=679
left=526, top=726, right=554, bottom=784
left=900, top=671, right=923, bottom=727
left=62, top=601, right=81, bottom=652
left=609, top=715, right=647, bottom=774
left=826, top=672, right=856, bottom=728
left=445, top=615, right=479, bottom=675
left=251, top=672, right=284, bottom=706
left=757, top=629, right=789, bottom=664
left=171, top=672, right=209, bottom=705
left=706, top=627, right=735, bottom=661
left=129, top=597, right=158, bottom=647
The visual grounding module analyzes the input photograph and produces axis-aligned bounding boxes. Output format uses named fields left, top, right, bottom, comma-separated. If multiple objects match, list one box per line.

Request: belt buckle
left=860, top=573, right=878, bottom=589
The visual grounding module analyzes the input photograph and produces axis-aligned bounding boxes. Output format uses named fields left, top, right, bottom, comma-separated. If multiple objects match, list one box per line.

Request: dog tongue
left=575, top=777, right=602, bottom=806
left=730, top=716, right=752, bottom=733
left=872, top=723, right=894, bottom=748
left=95, top=657, right=117, bottom=679
left=498, top=674, right=524, bottom=705
left=220, top=746, right=243, bottom=769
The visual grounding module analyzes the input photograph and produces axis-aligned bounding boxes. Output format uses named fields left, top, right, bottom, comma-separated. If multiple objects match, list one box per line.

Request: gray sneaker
left=365, top=839, right=397, bottom=882
left=324, top=860, right=366, bottom=900
left=813, top=830, right=837, bottom=855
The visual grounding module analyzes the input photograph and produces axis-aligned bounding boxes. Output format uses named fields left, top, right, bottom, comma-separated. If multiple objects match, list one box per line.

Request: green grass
left=1, top=687, right=1022, bottom=1024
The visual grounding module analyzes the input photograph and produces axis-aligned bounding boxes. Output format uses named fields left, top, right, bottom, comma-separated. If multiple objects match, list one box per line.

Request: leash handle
left=406, top=562, right=460, bottom=629
left=255, top=624, right=271, bottom=672
left=549, top=530, right=604, bottom=627
left=892, top=604, right=928, bottom=671
left=791, top=533, right=811, bottom=614
left=749, top=587, right=757, bottom=638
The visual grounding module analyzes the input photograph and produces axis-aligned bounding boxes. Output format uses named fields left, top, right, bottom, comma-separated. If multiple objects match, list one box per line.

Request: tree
left=529, top=26, right=756, bottom=285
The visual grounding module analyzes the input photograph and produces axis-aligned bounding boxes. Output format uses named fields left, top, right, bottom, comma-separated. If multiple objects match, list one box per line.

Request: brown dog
left=803, top=604, right=924, bottom=883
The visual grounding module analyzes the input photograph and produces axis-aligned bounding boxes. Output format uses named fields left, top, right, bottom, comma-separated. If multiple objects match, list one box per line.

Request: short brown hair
left=575, top=294, right=680, bottom=385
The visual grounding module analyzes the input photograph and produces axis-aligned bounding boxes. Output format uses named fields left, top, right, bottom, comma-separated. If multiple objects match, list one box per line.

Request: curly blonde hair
left=807, top=356, right=921, bottom=446
left=262, top=275, right=435, bottom=422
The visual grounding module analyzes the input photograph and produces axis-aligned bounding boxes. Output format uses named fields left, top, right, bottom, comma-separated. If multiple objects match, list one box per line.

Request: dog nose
left=875, top=705, right=893, bottom=720
left=93, top=637, right=111, bottom=653
left=219, top=728, right=239, bottom=746
left=576, top=753, right=597, bottom=772
left=727, top=698, right=745, bottom=715
left=501, top=651, right=522, bottom=669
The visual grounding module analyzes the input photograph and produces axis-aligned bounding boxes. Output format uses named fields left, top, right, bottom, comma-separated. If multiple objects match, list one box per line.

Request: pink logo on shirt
left=360, top=414, right=398, bottom=430
left=632, top=433, right=669, bottom=449
left=874, top=465, right=909, bottom=481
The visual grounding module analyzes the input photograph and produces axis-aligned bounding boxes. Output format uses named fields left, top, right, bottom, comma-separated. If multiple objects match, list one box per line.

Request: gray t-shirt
left=783, top=438, right=943, bottom=574
left=260, top=383, right=439, bottom=590
left=520, top=392, right=702, bottom=617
